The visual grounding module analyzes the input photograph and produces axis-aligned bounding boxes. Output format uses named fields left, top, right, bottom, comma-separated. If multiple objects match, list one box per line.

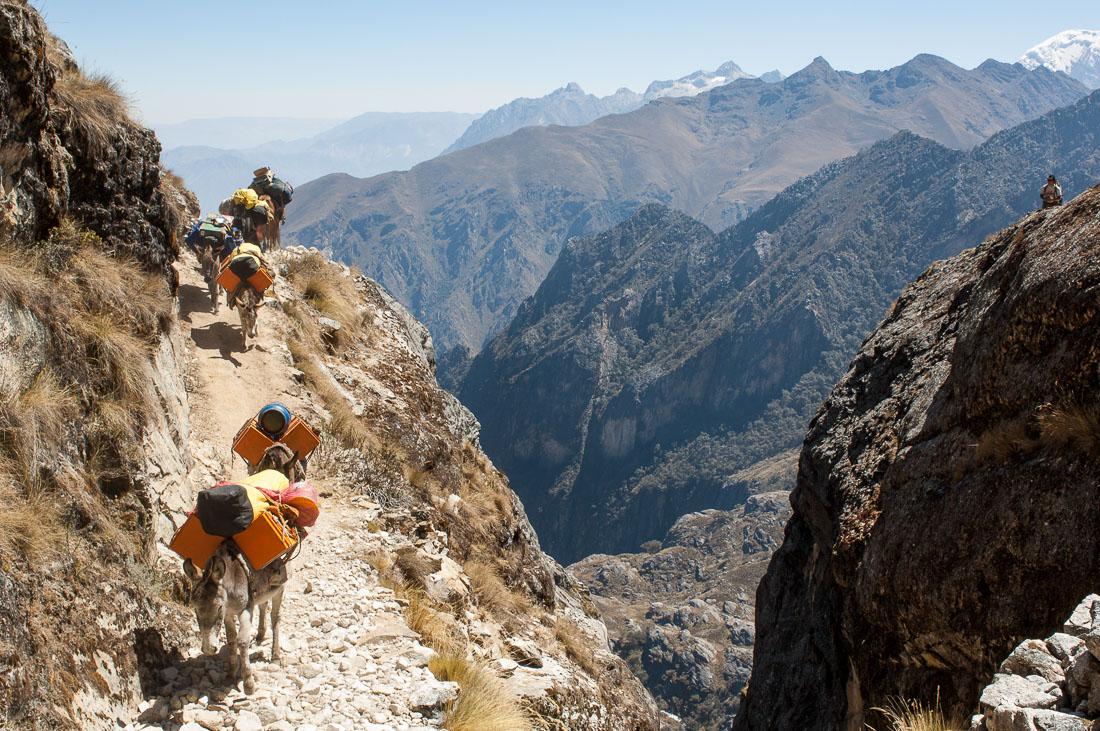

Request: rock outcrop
left=970, top=595, right=1100, bottom=729
left=0, top=1, right=185, bottom=273
left=736, top=184, right=1100, bottom=729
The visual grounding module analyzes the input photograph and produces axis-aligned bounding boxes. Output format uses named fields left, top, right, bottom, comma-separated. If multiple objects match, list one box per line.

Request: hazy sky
left=29, top=0, right=1100, bottom=124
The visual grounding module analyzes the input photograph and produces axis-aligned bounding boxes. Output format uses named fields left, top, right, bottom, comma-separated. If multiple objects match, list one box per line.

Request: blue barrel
left=256, top=403, right=291, bottom=439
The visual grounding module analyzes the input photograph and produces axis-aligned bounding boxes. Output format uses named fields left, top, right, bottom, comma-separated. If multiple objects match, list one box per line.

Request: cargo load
left=169, top=470, right=305, bottom=571
left=233, top=415, right=320, bottom=467
left=195, top=482, right=270, bottom=537
left=216, top=258, right=273, bottom=296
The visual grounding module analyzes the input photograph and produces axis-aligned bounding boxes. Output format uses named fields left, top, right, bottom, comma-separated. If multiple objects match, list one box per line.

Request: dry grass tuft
left=974, top=417, right=1039, bottom=464
left=1038, top=403, right=1100, bottom=459
left=429, top=653, right=535, bottom=731
left=51, top=67, right=132, bottom=148
left=285, top=253, right=363, bottom=346
left=466, top=560, right=532, bottom=618
left=383, top=578, right=465, bottom=656
left=871, top=695, right=966, bottom=731
left=554, top=618, right=600, bottom=676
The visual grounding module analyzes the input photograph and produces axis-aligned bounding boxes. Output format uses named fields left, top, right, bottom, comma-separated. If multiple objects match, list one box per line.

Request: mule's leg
left=255, top=600, right=268, bottom=644
left=224, top=615, right=239, bottom=677
left=236, top=607, right=256, bottom=694
left=269, top=589, right=283, bottom=664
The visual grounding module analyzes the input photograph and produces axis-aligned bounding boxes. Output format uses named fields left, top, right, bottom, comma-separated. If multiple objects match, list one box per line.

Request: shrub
left=466, top=560, right=531, bottom=618
left=554, top=618, right=600, bottom=676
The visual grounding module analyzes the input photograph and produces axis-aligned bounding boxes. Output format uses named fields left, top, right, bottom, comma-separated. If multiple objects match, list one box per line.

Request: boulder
left=986, top=707, right=1091, bottom=731
left=409, top=679, right=460, bottom=715
left=1063, top=596, right=1100, bottom=638
left=979, top=674, right=1061, bottom=712
left=505, top=638, right=544, bottom=668
left=1047, top=634, right=1086, bottom=665
left=1000, top=640, right=1066, bottom=684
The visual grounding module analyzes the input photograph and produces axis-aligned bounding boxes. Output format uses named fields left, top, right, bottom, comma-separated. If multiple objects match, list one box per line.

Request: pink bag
left=250, top=480, right=320, bottom=528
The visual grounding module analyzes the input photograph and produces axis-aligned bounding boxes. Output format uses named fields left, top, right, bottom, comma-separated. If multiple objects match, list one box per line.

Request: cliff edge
left=737, top=183, right=1100, bottom=729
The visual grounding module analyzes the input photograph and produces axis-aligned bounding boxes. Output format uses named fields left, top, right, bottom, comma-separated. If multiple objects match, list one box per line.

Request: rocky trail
left=124, top=251, right=456, bottom=731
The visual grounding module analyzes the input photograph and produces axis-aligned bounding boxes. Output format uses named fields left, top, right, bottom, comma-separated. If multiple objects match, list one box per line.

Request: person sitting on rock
left=1041, top=175, right=1063, bottom=209
left=223, top=240, right=271, bottom=309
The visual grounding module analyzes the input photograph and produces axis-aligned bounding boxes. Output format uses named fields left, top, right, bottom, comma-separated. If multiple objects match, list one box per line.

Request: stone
left=490, top=657, right=519, bottom=677
left=1046, top=633, right=1086, bottom=665
left=986, top=707, right=1091, bottom=731
left=1000, top=640, right=1065, bottom=683
left=505, top=638, right=544, bottom=668
left=1067, top=648, right=1100, bottom=689
left=234, top=710, right=263, bottom=731
left=1082, top=630, right=1100, bottom=662
left=979, top=674, right=1060, bottom=712
left=409, top=679, right=460, bottom=714
left=1064, top=595, right=1100, bottom=637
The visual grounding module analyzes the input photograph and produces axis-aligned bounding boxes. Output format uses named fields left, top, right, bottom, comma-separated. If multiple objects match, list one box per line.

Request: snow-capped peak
left=1020, top=29, right=1100, bottom=89
left=643, top=61, right=756, bottom=101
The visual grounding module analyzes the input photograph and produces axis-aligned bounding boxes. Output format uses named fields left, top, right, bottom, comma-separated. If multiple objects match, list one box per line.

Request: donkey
left=183, top=542, right=287, bottom=693
left=199, top=242, right=220, bottom=313
left=233, top=285, right=261, bottom=349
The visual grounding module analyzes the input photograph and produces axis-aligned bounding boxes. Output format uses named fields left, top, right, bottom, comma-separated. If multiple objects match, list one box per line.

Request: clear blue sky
left=29, top=0, right=1100, bottom=124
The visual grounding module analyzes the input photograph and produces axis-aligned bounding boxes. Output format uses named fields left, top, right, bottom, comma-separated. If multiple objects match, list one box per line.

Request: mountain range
left=456, top=89, right=1100, bottom=565
left=282, top=55, right=1087, bottom=354
left=1021, top=29, right=1100, bottom=89
left=443, top=61, right=770, bottom=153
left=160, top=112, right=479, bottom=212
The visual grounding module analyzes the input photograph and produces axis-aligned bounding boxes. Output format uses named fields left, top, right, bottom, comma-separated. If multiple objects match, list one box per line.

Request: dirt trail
left=175, top=251, right=307, bottom=481
left=123, top=252, right=448, bottom=731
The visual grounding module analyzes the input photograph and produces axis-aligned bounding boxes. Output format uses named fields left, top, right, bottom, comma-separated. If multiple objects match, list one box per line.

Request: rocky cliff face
left=736, top=184, right=1100, bottom=730
left=285, top=55, right=1086, bottom=353
left=458, top=90, right=1100, bottom=565
left=0, top=2, right=185, bottom=273
left=571, top=490, right=791, bottom=730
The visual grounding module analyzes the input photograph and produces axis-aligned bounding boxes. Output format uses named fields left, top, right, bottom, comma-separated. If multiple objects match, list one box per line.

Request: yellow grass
left=872, top=695, right=966, bottom=731
left=429, top=653, right=535, bottom=731
left=51, top=67, right=132, bottom=148
left=554, top=618, right=600, bottom=676
left=466, top=560, right=532, bottom=618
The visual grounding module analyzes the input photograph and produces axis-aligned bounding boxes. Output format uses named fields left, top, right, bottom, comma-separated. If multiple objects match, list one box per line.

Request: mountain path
left=125, top=251, right=447, bottom=731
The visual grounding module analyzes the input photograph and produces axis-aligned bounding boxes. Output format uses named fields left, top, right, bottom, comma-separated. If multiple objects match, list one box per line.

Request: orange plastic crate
left=216, top=262, right=241, bottom=293
left=233, top=419, right=276, bottom=466
left=169, top=513, right=224, bottom=568
left=246, top=267, right=274, bottom=295
left=282, top=417, right=320, bottom=461
left=235, top=510, right=298, bottom=570
left=217, top=263, right=272, bottom=296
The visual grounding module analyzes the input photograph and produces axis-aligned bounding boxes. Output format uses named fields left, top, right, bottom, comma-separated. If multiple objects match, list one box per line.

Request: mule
left=253, top=442, right=306, bottom=482
left=199, top=243, right=220, bottom=313
left=183, top=542, right=287, bottom=694
left=233, top=285, right=261, bottom=349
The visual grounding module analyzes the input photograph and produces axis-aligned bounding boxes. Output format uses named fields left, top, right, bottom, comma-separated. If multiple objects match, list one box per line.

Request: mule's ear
left=183, top=559, right=201, bottom=583
left=209, top=556, right=227, bottom=584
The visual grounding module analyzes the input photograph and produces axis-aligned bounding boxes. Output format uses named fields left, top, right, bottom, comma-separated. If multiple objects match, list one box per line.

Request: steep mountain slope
left=1021, top=29, right=1100, bottom=89
left=735, top=182, right=1100, bottom=731
left=284, top=56, right=1086, bottom=352
left=458, top=89, right=1100, bottom=564
left=444, top=61, right=758, bottom=153
left=162, top=111, right=479, bottom=212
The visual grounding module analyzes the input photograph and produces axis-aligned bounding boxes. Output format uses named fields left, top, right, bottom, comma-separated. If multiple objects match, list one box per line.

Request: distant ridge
left=284, top=55, right=1087, bottom=353
left=444, top=61, right=766, bottom=153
